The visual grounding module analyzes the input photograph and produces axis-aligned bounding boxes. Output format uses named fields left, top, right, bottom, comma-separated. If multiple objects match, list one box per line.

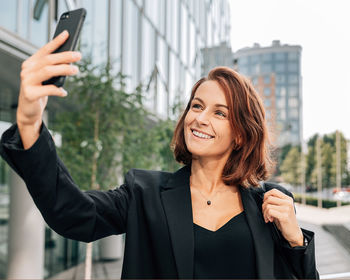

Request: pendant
left=207, top=200, right=211, bottom=205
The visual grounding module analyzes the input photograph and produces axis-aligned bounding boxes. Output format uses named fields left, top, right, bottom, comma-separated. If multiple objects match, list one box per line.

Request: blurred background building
left=201, top=41, right=233, bottom=76
left=200, top=40, right=302, bottom=148
left=0, top=0, right=231, bottom=278
left=234, top=40, right=303, bottom=147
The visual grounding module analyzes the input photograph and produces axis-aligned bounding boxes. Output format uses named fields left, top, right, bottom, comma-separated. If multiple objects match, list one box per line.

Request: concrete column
left=7, top=170, right=45, bottom=279
left=99, top=235, right=123, bottom=260
left=7, top=111, right=47, bottom=279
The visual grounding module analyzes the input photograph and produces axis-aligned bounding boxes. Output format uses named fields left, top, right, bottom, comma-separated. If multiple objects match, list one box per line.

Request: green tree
left=52, top=58, right=180, bottom=276
left=305, top=132, right=350, bottom=188
left=280, top=146, right=302, bottom=185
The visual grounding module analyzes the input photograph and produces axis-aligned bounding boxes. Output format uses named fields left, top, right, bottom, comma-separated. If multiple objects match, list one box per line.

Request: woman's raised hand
left=16, top=30, right=81, bottom=149
left=262, top=189, right=304, bottom=247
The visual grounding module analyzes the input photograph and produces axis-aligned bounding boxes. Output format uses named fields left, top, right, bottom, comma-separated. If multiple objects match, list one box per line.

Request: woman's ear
left=233, top=134, right=243, bottom=149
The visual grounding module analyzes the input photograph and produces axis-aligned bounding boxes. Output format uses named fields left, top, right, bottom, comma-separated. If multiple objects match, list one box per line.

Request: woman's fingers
left=30, top=51, right=82, bottom=72
left=31, top=85, right=68, bottom=100
left=46, top=51, right=82, bottom=65
left=33, top=30, right=69, bottom=59
left=27, top=64, right=79, bottom=85
left=262, top=189, right=294, bottom=223
left=20, top=84, right=67, bottom=103
left=262, top=204, right=289, bottom=223
left=22, top=51, right=81, bottom=74
left=262, top=195, right=285, bottom=206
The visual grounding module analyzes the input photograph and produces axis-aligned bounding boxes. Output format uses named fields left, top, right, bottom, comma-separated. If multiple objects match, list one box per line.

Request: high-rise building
left=234, top=40, right=303, bottom=147
left=252, top=73, right=277, bottom=145
left=0, top=0, right=231, bottom=278
left=201, top=41, right=233, bottom=76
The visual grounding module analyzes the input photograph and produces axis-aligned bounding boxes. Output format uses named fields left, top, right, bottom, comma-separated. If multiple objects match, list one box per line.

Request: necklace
left=193, top=187, right=230, bottom=206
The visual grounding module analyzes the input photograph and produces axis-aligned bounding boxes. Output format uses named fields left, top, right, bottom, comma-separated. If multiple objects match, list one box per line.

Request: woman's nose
left=196, top=110, right=210, bottom=125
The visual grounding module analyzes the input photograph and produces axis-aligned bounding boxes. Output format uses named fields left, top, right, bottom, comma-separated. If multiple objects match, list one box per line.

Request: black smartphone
left=42, top=8, right=86, bottom=87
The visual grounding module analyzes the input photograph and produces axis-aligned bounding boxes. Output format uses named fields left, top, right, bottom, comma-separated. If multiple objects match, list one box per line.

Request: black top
left=193, top=211, right=257, bottom=279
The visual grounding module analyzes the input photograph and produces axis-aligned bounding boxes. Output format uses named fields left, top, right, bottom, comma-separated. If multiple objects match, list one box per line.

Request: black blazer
left=0, top=123, right=319, bottom=279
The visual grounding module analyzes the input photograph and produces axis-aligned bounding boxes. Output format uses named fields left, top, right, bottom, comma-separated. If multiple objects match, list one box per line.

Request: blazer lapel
left=160, top=165, right=275, bottom=279
left=240, top=186, right=275, bottom=279
left=160, top=165, right=194, bottom=279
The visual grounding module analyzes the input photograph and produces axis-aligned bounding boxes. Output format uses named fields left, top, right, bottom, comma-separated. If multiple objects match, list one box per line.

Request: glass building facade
left=78, top=0, right=231, bottom=117
left=0, top=0, right=231, bottom=277
left=234, top=40, right=303, bottom=147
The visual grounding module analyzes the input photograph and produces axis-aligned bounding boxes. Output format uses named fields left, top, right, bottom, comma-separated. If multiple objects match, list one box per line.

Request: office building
left=234, top=40, right=303, bottom=147
left=0, top=0, right=231, bottom=277
left=201, top=41, right=233, bottom=76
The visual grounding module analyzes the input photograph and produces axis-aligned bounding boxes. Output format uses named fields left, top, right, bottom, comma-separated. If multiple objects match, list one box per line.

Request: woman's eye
left=216, top=111, right=227, bottom=118
left=192, top=103, right=202, bottom=109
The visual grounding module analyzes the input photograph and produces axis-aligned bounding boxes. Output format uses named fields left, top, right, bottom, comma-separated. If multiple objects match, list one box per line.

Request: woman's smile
left=191, top=129, right=215, bottom=140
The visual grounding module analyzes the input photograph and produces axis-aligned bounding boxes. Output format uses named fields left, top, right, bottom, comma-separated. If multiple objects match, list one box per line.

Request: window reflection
left=123, top=0, right=139, bottom=91
left=31, top=1, right=49, bottom=46
left=180, top=3, right=188, bottom=63
left=0, top=0, right=17, bottom=32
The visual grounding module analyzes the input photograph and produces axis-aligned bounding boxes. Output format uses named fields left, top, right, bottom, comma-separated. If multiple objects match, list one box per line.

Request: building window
left=288, top=74, right=299, bottom=84
left=276, top=96, right=285, bottom=109
left=0, top=0, right=17, bottom=32
left=263, top=87, right=271, bottom=96
left=287, top=62, right=298, bottom=72
left=145, top=0, right=160, bottom=27
left=288, top=52, right=299, bottom=61
left=277, top=110, right=286, bottom=121
left=123, top=0, right=139, bottom=90
left=261, top=63, right=272, bottom=73
left=189, top=21, right=196, bottom=68
left=262, top=53, right=272, bottom=62
left=275, top=63, right=285, bottom=73
left=171, top=0, right=179, bottom=52
left=141, top=18, right=155, bottom=84
left=238, top=66, right=248, bottom=75
left=252, top=63, right=261, bottom=75
left=288, top=108, right=299, bottom=119
left=180, top=3, right=188, bottom=63
left=275, top=52, right=286, bottom=61
left=288, top=86, right=298, bottom=96
left=264, top=99, right=271, bottom=107
left=251, top=76, right=258, bottom=85
left=239, top=56, right=249, bottom=65
left=264, top=75, right=271, bottom=84
left=288, top=97, right=298, bottom=107
left=275, top=74, right=286, bottom=83
left=157, top=37, right=168, bottom=83
left=31, top=0, right=49, bottom=46
left=276, top=86, right=286, bottom=97
left=251, top=55, right=260, bottom=63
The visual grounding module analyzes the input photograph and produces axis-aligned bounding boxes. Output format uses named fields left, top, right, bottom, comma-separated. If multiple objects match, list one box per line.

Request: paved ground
left=51, top=203, right=350, bottom=279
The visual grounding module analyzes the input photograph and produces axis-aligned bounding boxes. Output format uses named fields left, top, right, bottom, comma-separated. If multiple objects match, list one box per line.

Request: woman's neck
left=190, top=158, right=228, bottom=194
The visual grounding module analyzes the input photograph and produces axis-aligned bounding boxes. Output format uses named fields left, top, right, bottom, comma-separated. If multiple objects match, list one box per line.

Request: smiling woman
left=0, top=54, right=318, bottom=278
left=172, top=67, right=272, bottom=188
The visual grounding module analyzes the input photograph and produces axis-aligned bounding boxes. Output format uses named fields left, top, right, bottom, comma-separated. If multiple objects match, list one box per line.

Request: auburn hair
left=171, top=67, right=273, bottom=188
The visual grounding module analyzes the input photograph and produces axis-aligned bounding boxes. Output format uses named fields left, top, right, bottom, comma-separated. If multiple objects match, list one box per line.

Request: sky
left=229, top=0, right=350, bottom=141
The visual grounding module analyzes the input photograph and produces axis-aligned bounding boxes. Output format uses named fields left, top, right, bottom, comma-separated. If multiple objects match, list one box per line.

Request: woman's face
left=184, top=80, right=234, bottom=161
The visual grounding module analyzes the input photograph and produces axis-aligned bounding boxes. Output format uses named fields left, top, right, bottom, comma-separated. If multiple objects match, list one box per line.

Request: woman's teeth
left=192, top=130, right=213, bottom=139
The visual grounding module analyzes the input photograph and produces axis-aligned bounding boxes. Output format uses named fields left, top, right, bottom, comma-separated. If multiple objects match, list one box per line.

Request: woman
left=0, top=31, right=318, bottom=279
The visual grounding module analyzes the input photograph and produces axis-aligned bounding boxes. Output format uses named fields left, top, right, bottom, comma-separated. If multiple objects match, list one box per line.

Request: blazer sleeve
left=0, top=122, right=133, bottom=243
left=264, top=183, right=319, bottom=279
left=278, top=227, right=319, bottom=279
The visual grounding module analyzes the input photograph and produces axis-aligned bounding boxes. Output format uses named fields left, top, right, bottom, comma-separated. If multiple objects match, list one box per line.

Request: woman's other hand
left=17, top=30, right=81, bottom=149
left=262, top=189, right=304, bottom=247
